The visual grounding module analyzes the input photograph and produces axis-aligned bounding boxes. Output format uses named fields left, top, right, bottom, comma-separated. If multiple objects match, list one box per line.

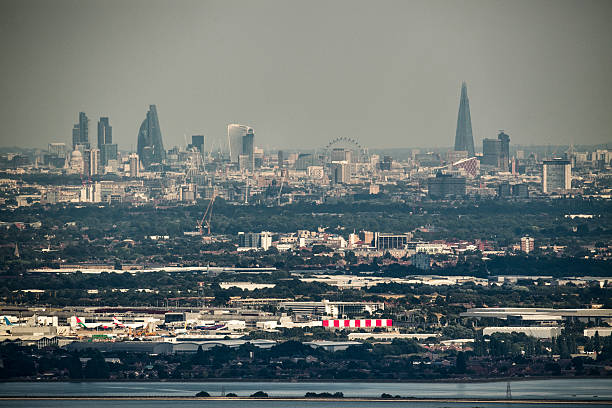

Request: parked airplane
left=112, top=316, right=145, bottom=329
left=195, top=323, right=226, bottom=330
left=74, top=317, right=113, bottom=329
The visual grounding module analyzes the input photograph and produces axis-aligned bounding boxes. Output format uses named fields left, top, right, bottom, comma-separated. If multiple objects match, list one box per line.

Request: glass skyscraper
left=454, top=82, right=475, bottom=157
left=97, top=117, right=112, bottom=148
left=137, top=105, right=165, bottom=168
left=72, top=112, right=89, bottom=149
left=227, top=124, right=251, bottom=162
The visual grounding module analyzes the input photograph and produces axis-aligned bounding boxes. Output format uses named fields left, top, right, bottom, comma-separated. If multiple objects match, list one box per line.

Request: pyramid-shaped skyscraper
left=454, top=82, right=475, bottom=157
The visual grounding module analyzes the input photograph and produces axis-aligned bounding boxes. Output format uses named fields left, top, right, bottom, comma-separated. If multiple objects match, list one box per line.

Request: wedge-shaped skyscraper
left=454, top=82, right=475, bottom=157
left=137, top=105, right=166, bottom=168
left=227, top=124, right=252, bottom=162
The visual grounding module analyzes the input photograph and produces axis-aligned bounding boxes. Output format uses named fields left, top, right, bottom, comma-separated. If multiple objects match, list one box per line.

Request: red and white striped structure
left=321, top=319, right=392, bottom=328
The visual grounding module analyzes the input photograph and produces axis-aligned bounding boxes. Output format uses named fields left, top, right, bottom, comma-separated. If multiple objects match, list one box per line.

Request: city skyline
left=1, top=0, right=612, bottom=398
left=0, top=0, right=611, bottom=150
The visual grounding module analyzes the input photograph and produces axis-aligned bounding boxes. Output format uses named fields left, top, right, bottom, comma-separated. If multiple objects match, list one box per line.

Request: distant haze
left=1, top=0, right=611, bottom=150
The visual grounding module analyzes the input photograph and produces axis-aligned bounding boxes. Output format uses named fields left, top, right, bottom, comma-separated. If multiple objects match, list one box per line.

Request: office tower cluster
left=433, top=82, right=533, bottom=199
left=35, top=80, right=583, bottom=204
left=58, top=106, right=265, bottom=180
left=482, top=131, right=510, bottom=171
left=70, top=112, right=118, bottom=177
left=439, top=82, right=574, bottom=197
left=450, top=83, right=511, bottom=171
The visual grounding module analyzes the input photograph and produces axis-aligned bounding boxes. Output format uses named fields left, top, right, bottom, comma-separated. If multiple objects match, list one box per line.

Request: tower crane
left=277, top=170, right=286, bottom=205
left=277, top=178, right=284, bottom=205
left=197, top=195, right=216, bottom=235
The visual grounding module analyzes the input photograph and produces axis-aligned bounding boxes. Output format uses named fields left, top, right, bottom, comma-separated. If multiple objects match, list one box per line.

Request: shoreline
left=0, top=396, right=611, bottom=404
left=2, top=376, right=611, bottom=384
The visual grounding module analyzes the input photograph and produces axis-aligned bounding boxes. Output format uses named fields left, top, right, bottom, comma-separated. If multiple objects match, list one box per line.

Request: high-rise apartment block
left=520, top=236, right=535, bottom=253
left=85, top=148, right=100, bottom=177
left=542, top=159, right=571, bottom=193
left=332, top=162, right=350, bottom=184
left=238, top=231, right=272, bottom=250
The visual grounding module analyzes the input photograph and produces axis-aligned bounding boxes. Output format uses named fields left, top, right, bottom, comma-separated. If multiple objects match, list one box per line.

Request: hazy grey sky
left=1, top=0, right=611, bottom=150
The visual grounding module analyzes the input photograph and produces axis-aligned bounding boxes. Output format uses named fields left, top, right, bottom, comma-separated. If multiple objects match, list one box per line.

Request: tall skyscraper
left=129, top=153, right=140, bottom=177
left=137, top=105, right=165, bottom=168
left=97, top=117, right=112, bottom=148
left=332, top=162, right=350, bottom=184
left=227, top=124, right=251, bottom=162
left=454, top=82, right=475, bottom=157
left=72, top=112, right=89, bottom=149
left=72, top=125, right=80, bottom=149
left=242, top=128, right=254, bottom=157
left=97, top=117, right=117, bottom=167
left=100, top=144, right=118, bottom=167
left=482, top=138, right=502, bottom=167
left=242, top=128, right=255, bottom=170
left=191, top=135, right=205, bottom=152
left=497, top=131, right=510, bottom=172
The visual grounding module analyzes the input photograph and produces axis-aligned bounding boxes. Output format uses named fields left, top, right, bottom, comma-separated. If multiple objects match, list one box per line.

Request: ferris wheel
left=323, top=137, right=368, bottom=163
